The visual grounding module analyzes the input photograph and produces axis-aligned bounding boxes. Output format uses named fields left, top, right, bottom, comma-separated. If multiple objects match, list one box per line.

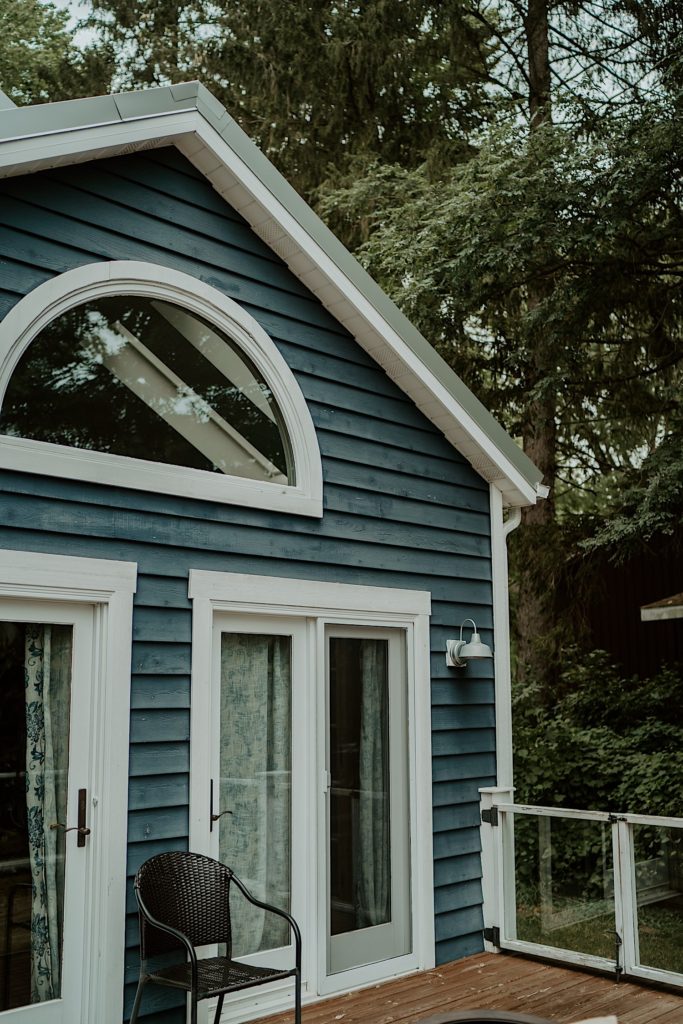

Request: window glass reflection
left=0, top=297, right=292, bottom=483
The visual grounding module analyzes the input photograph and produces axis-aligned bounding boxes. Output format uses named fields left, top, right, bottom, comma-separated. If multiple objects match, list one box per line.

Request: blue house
left=0, top=83, right=544, bottom=1024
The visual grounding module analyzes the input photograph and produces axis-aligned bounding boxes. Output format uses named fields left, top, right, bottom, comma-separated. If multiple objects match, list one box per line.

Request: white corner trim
left=0, top=261, right=323, bottom=516
left=489, top=485, right=518, bottom=789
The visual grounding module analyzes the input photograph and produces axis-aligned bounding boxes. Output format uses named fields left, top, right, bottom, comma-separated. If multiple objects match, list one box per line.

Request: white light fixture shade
left=445, top=619, right=493, bottom=668
left=459, top=632, right=493, bottom=660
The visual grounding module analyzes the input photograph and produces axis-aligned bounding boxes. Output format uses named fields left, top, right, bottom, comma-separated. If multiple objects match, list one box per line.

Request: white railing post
left=614, top=817, right=638, bottom=976
left=479, top=786, right=514, bottom=951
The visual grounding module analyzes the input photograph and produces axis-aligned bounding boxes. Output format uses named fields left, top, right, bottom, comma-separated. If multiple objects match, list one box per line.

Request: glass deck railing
left=479, top=788, right=683, bottom=987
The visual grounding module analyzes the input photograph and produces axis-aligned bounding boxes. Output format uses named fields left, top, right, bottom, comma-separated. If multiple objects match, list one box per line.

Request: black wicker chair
left=130, top=851, right=302, bottom=1024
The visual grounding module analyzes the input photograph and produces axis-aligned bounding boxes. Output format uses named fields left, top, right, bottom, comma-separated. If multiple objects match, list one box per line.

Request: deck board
left=259, top=955, right=683, bottom=1024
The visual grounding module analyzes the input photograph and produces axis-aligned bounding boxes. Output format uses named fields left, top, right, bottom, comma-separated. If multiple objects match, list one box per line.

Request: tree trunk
left=514, top=0, right=559, bottom=693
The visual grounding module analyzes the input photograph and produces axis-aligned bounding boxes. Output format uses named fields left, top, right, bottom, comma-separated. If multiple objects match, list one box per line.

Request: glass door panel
left=0, top=600, right=93, bottom=1024
left=218, top=632, right=292, bottom=957
left=326, top=628, right=410, bottom=975
left=211, top=615, right=306, bottom=974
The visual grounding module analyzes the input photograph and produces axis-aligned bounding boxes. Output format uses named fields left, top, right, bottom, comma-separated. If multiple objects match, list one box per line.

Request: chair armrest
left=230, top=873, right=302, bottom=966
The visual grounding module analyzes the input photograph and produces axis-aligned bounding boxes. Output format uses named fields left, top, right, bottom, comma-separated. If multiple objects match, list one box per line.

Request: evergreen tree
left=319, top=7, right=683, bottom=691
left=85, top=0, right=496, bottom=201
left=0, top=0, right=113, bottom=104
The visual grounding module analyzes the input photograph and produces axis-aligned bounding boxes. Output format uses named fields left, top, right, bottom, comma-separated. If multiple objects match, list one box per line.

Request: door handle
left=209, top=778, right=233, bottom=831
left=211, top=810, right=232, bottom=822
left=50, top=788, right=90, bottom=847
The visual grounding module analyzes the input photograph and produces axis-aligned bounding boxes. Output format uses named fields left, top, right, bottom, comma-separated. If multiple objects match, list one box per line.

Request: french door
left=0, top=599, right=93, bottom=1023
left=188, top=569, right=434, bottom=1014
left=197, top=614, right=413, bottom=985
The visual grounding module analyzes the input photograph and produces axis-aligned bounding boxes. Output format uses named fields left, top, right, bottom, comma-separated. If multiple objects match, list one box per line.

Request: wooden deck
left=262, top=954, right=683, bottom=1024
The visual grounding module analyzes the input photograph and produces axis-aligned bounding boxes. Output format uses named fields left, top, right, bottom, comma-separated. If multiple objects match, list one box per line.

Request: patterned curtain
left=219, top=633, right=291, bottom=957
left=24, top=624, right=71, bottom=1003
left=356, top=639, right=390, bottom=928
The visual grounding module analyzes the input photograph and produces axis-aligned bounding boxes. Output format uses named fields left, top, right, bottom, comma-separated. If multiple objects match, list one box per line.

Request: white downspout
left=488, top=484, right=521, bottom=789
left=480, top=486, right=523, bottom=953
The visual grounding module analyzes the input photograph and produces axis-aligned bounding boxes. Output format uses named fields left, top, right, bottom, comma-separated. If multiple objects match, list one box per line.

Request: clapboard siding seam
left=0, top=495, right=494, bottom=563
left=434, top=878, right=484, bottom=909
left=0, top=467, right=488, bottom=521
left=0, top=487, right=493, bottom=549
left=290, top=373, right=443, bottom=433
left=267, top=338, right=417, bottom=398
left=52, top=163, right=288, bottom=266
left=316, top=433, right=486, bottom=483
left=239, top=302, right=382, bottom=365
left=309, top=408, right=456, bottom=455
left=109, top=154, right=250, bottom=222
left=0, top=530, right=493, bottom=591
left=8, top=175, right=314, bottom=301
left=435, top=932, right=484, bottom=965
left=0, top=196, right=345, bottom=332
left=0, top=223, right=107, bottom=272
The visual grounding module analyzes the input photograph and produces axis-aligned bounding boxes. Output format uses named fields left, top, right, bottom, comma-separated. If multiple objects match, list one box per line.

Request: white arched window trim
left=0, top=261, right=323, bottom=516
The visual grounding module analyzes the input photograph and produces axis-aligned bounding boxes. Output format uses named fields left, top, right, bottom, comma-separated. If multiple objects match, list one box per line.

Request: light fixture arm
left=459, top=618, right=477, bottom=642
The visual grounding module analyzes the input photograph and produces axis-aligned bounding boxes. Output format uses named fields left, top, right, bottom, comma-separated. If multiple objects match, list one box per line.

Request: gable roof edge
left=0, top=82, right=544, bottom=507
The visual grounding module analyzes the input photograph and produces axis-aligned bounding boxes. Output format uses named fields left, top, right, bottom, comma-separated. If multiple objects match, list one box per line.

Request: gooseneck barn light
left=446, top=618, right=493, bottom=668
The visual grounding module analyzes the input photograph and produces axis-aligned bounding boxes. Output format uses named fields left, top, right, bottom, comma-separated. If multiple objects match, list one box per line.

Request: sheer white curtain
left=219, top=633, right=291, bottom=956
left=24, top=624, right=71, bottom=1003
left=356, top=639, right=390, bottom=928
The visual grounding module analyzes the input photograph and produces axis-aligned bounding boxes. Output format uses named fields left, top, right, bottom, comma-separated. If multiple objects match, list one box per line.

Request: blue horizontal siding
left=0, top=146, right=495, bottom=1019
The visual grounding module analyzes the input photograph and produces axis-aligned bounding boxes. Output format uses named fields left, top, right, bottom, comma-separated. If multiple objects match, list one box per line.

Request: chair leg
left=128, top=977, right=146, bottom=1024
left=213, top=993, right=225, bottom=1024
left=295, top=970, right=301, bottom=1024
left=190, top=991, right=198, bottom=1024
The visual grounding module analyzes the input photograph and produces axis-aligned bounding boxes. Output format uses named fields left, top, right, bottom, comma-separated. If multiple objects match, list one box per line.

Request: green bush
left=513, top=650, right=683, bottom=817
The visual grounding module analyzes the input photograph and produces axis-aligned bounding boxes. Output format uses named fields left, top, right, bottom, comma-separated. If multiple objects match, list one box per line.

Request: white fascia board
left=0, top=106, right=538, bottom=504
left=641, top=605, right=683, bottom=622
left=0, top=112, right=197, bottom=177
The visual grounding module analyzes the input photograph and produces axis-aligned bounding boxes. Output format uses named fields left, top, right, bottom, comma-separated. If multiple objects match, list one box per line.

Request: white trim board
left=0, top=87, right=545, bottom=509
left=0, top=262, right=323, bottom=516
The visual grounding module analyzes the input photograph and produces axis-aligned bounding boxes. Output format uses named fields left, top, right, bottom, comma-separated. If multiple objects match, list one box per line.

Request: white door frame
left=0, top=549, right=136, bottom=1024
left=189, top=570, right=434, bottom=1019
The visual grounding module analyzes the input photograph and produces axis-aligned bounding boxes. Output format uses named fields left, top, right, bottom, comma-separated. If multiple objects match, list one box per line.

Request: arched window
left=0, top=263, right=322, bottom=515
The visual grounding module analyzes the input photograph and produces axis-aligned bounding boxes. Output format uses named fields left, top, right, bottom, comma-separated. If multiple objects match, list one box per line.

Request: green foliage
left=85, top=0, right=495, bottom=202
left=0, top=0, right=113, bottom=104
left=513, top=649, right=683, bottom=816
left=321, top=95, right=683, bottom=515
left=583, top=422, right=683, bottom=557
